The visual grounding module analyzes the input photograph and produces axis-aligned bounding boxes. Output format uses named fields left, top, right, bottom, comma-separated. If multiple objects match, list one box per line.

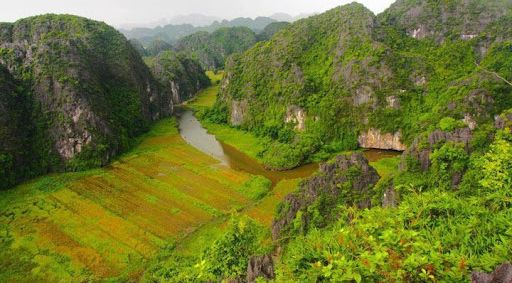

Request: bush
left=439, top=117, right=464, bottom=132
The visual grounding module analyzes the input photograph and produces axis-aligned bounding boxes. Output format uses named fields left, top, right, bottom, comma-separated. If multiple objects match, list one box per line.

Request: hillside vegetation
left=0, top=15, right=209, bottom=189
left=142, top=0, right=512, bottom=281
left=214, top=1, right=512, bottom=170
left=121, top=16, right=276, bottom=45
left=1, top=0, right=512, bottom=282
left=175, top=27, right=258, bottom=70
left=146, top=51, right=211, bottom=104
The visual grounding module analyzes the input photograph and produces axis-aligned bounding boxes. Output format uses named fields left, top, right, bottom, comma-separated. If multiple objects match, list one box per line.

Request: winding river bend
left=177, top=109, right=319, bottom=186
left=177, top=109, right=401, bottom=185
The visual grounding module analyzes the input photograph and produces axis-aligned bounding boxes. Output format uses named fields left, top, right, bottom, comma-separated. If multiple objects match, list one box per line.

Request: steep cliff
left=0, top=66, right=41, bottom=189
left=148, top=51, right=210, bottom=104
left=0, top=14, right=172, bottom=188
left=215, top=1, right=512, bottom=169
left=380, top=0, right=512, bottom=42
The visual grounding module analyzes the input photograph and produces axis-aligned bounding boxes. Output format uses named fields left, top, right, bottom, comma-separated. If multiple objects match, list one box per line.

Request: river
left=177, top=109, right=401, bottom=186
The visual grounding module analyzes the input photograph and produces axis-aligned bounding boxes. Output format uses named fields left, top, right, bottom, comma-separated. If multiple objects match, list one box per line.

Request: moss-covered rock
left=148, top=50, right=211, bottom=104
left=0, top=14, right=173, bottom=188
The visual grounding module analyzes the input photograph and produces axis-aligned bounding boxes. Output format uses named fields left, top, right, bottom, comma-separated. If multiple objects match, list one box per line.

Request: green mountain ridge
left=0, top=14, right=208, bottom=189
left=175, top=27, right=259, bottom=70
left=121, top=16, right=277, bottom=46
left=1, top=0, right=512, bottom=282
left=149, top=1, right=512, bottom=281
left=214, top=0, right=512, bottom=170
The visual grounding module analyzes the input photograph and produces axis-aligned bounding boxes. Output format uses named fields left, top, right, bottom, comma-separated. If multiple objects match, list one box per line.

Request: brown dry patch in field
left=36, top=220, right=116, bottom=278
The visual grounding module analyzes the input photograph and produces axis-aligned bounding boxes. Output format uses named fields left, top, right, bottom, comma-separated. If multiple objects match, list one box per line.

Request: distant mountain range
left=120, top=13, right=313, bottom=45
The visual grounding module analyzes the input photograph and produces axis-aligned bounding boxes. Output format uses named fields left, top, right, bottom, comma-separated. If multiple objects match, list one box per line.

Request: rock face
left=230, top=100, right=248, bottom=126
left=381, top=0, right=512, bottom=43
left=495, top=111, right=512, bottom=133
left=285, top=106, right=306, bottom=131
left=403, top=127, right=473, bottom=172
left=358, top=128, right=407, bottom=151
left=472, top=263, right=512, bottom=283
left=246, top=255, right=275, bottom=282
left=382, top=186, right=399, bottom=208
left=0, top=14, right=172, bottom=189
left=149, top=51, right=210, bottom=104
left=272, top=153, right=380, bottom=240
left=0, top=66, right=38, bottom=189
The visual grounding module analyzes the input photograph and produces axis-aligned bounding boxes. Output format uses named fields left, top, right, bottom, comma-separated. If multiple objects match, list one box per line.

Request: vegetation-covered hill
left=380, top=0, right=512, bottom=41
left=151, top=1, right=510, bottom=280
left=146, top=50, right=211, bottom=104
left=0, top=15, right=207, bottom=189
left=174, top=27, right=258, bottom=70
left=256, top=21, right=290, bottom=41
left=121, top=16, right=276, bottom=46
left=0, top=66, right=37, bottom=189
left=214, top=1, right=512, bottom=170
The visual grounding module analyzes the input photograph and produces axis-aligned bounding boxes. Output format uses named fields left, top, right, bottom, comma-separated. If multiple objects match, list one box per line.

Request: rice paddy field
left=0, top=118, right=272, bottom=282
left=0, top=70, right=401, bottom=282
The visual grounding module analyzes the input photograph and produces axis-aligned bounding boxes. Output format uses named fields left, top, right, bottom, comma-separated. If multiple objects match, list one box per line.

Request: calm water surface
left=177, top=109, right=318, bottom=186
left=177, top=109, right=401, bottom=186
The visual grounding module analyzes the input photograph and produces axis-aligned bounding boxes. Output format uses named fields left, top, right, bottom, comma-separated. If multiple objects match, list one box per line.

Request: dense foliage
left=277, top=126, right=512, bottom=282
left=140, top=1, right=512, bottom=281
left=121, top=16, right=276, bottom=45
left=0, top=67, right=46, bottom=189
left=175, top=27, right=258, bottom=70
left=145, top=216, right=271, bottom=282
left=256, top=22, right=290, bottom=41
left=214, top=1, right=512, bottom=170
left=0, top=14, right=174, bottom=189
left=147, top=50, right=211, bottom=103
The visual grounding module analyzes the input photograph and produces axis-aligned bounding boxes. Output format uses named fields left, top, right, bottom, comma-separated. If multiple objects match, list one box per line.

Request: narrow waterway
left=177, top=109, right=402, bottom=186
left=177, top=109, right=318, bottom=186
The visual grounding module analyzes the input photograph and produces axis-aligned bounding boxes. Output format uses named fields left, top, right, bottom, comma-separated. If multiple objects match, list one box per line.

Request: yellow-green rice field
left=0, top=118, right=267, bottom=282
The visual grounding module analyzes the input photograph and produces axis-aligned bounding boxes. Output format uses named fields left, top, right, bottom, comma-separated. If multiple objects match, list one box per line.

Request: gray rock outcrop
left=272, top=153, right=380, bottom=240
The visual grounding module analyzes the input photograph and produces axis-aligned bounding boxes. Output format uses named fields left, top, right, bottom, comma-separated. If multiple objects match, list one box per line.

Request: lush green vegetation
left=214, top=1, right=512, bottom=170
left=257, top=21, right=290, bottom=41
left=175, top=27, right=258, bottom=70
left=277, top=127, right=512, bottom=282
left=0, top=117, right=274, bottom=281
left=121, top=16, right=277, bottom=46
left=156, top=1, right=512, bottom=281
left=0, top=14, right=174, bottom=188
left=0, top=14, right=215, bottom=190
left=2, top=1, right=512, bottom=282
left=146, top=50, right=211, bottom=103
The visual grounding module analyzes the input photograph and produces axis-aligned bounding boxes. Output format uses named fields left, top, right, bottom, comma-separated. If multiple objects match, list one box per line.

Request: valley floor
left=0, top=117, right=288, bottom=281
left=0, top=71, right=402, bottom=282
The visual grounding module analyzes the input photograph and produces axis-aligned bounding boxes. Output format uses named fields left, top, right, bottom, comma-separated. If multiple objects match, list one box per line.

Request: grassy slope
left=0, top=118, right=261, bottom=281
left=370, top=157, right=401, bottom=179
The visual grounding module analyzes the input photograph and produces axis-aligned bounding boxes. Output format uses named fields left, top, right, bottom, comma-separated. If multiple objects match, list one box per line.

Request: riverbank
left=185, top=71, right=273, bottom=164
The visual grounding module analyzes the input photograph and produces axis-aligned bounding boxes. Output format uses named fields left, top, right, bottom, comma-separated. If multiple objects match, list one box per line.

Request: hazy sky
left=1, top=0, right=396, bottom=28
